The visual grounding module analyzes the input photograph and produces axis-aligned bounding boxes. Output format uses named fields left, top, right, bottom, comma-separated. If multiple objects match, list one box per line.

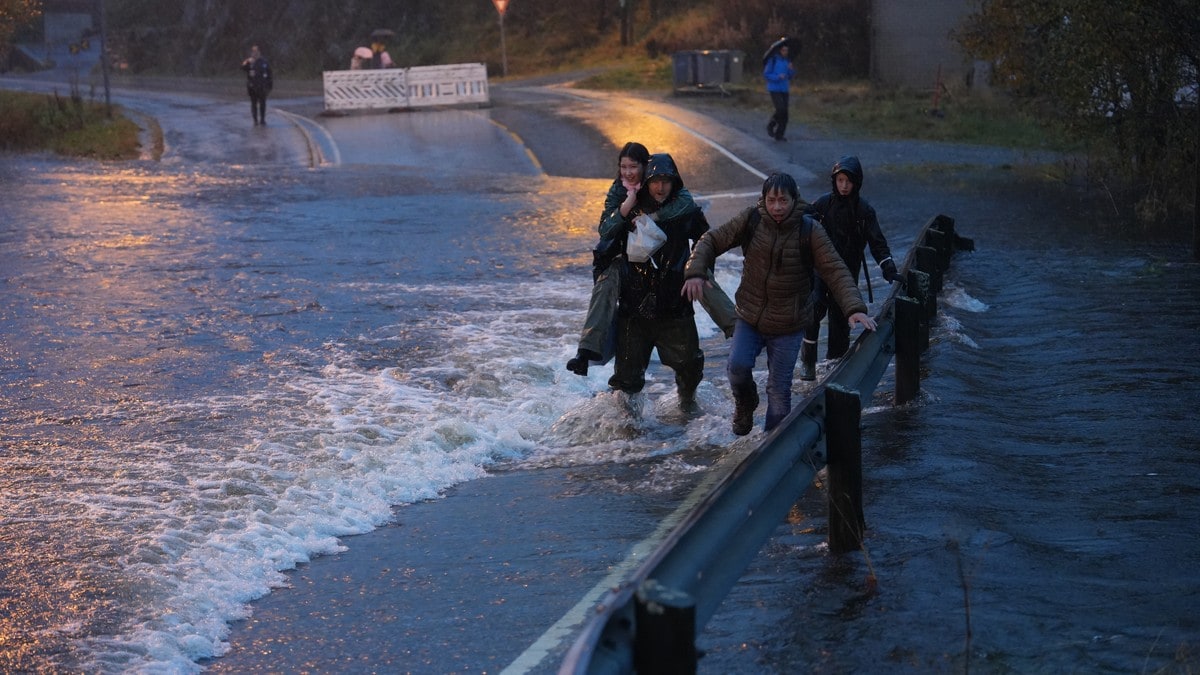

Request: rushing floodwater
left=2, top=147, right=1198, bottom=674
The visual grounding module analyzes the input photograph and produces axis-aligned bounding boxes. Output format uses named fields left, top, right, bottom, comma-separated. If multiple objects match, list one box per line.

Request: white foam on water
left=942, top=281, right=989, bottom=313
left=71, top=274, right=736, bottom=673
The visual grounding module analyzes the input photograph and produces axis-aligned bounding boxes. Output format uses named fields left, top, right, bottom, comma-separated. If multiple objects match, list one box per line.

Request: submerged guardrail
left=559, top=214, right=973, bottom=674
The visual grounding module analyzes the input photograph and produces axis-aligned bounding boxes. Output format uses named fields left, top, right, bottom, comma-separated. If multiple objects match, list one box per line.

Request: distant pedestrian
left=240, top=45, right=273, bottom=126
left=762, top=37, right=795, bottom=141
left=371, top=41, right=394, bottom=69
left=351, top=46, right=373, bottom=70
left=801, top=156, right=900, bottom=380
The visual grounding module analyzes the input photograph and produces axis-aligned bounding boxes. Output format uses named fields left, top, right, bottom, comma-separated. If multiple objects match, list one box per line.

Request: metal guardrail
left=322, top=63, right=489, bottom=112
left=559, top=214, right=972, bottom=674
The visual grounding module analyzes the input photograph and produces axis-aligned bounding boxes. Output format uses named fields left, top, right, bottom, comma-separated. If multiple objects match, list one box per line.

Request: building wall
left=870, top=0, right=979, bottom=90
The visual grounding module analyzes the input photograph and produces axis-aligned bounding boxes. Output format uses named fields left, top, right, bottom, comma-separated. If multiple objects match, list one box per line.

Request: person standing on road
left=763, top=37, right=795, bottom=141
left=800, top=155, right=900, bottom=380
left=566, top=143, right=735, bottom=378
left=604, top=153, right=713, bottom=413
left=683, top=173, right=875, bottom=436
left=241, top=45, right=273, bottom=126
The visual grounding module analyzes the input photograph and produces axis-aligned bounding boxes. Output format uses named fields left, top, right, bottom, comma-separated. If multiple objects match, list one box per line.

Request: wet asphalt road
left=196, top=78, right=799, bottom=675
left=2, top=64, right=1075, bottom=674
left=0, top=68, right=805, bottom=673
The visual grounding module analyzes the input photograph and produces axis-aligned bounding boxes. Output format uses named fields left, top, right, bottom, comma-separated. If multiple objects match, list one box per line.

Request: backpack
left=742, top=207, right=812, bottom=269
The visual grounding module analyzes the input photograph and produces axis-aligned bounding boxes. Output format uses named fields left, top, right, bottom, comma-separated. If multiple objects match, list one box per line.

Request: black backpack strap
left=798, top=215, right=813, bottom=269
left=740, top=207, right=761, bottom=255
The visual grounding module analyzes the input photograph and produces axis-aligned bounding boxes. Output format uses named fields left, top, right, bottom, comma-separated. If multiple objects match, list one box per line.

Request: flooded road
left=2, top=71, right=1198, bottom=674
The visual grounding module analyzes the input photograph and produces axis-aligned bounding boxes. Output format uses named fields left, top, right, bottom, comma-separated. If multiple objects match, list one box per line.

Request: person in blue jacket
left=763, top=38, right=795, bottom=141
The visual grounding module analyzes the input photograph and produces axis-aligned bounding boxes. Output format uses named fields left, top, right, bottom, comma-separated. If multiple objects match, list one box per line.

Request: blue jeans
left=727, top=319, right=804, bottom=431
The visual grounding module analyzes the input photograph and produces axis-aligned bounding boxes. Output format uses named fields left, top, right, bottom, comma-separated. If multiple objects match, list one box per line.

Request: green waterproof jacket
left=684, top=202, right=866, bottom=336
left=597, top=180, right=698, bottom=241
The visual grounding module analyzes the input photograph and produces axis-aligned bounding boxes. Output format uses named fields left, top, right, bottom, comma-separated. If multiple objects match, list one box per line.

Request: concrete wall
left=870, top=0, right=978, bottom=90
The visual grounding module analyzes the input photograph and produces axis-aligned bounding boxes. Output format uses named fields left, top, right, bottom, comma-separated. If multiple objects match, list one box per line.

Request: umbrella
left=370, top=28, right=396, bottom=39
left=354, top=46, right=373, bottom=59
left=762, top=36, right=793, bottom=65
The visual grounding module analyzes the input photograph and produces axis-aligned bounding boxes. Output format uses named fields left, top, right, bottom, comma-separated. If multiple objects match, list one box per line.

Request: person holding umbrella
left=370, top=29, right=395, bottom=68
left=763, top=37, right=795, bottom=141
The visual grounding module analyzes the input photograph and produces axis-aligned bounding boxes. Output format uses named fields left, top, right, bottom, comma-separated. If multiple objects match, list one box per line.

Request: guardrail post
left=906, top=268, right=932, bottom=351
left=634, top=580, right=697, bottom=674
left=915, top=245, right=942, bottom=301
left=894, top=296, right=921, bottom=404
left=826, top=384, right=864, bottom=555
left=924, top=227, right=949, bottom=274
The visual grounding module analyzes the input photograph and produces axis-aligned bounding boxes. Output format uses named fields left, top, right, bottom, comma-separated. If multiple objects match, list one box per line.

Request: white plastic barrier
left=322, top=63, right=489, bottom=112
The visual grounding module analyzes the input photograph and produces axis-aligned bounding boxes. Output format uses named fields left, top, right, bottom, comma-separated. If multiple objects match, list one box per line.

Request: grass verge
left=575, top=59, right=1074, bottom=152
left=0, top=89, right=141, bottom=160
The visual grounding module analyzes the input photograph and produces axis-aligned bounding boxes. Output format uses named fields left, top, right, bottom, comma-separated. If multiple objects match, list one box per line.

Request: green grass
left=0, top=89, right=141, bottom=160
left=573, top=56, right=673, bottom=91
left=796, top=82, right=1073, bottom=151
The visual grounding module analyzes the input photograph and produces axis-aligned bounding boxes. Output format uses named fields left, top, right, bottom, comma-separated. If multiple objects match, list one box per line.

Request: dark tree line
left=103, top=0, right=496, bottom=75
left=97, top=0, right=872, bottom=82
left=1, top=0, right=43, bottom=65
left=958, top=0, right=1199, bottom=234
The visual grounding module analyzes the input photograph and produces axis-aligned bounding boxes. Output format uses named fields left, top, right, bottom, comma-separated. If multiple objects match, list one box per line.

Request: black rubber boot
left=566, top=348, right=600, bottom=376
left=731, top=383, right=759, bottom=436
left=800, top=340, right=817, bottom=381
left=678, top=386, right=701, bottom=415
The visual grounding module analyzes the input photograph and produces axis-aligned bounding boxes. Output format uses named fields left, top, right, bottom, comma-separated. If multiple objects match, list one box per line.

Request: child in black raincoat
left=801, top=155, right=899, bottom=379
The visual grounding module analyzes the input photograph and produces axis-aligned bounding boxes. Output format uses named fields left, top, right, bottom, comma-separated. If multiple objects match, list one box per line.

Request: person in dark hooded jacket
left=607, top=153, right=710, bottom=410
left=240, top=45, right=273, bottom=125
left=801, top=155, right=899, bottom=379
left=565, top=143, right=735, bottom=377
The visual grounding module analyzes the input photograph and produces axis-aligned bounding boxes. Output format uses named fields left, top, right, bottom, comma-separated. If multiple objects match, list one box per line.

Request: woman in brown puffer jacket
left=683, top=173, right=875, bottom=435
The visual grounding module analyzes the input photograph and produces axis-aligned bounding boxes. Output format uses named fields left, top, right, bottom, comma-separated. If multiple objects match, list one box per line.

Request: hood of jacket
left=643, top=153, right=684, bottom=198
left=830, top=155, right=864, bottom=197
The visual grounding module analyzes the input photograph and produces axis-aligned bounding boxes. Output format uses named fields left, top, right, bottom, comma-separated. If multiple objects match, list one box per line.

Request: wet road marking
left=274, top=109, right=342, bottom=168
left=640, top=109, right=768, bottom=182
left=484, top=115, right=546, bottom=175
left=552, top=87, right=770, bottom=183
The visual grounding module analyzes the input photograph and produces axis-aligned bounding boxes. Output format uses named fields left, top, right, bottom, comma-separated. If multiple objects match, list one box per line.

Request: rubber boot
left=677, top=385, right=701, bottom=415
left=799, top=339, right=817, bottom=381
left=731, top=382, right=759, bottom=436
left=566, top=348, right=600, bottom=376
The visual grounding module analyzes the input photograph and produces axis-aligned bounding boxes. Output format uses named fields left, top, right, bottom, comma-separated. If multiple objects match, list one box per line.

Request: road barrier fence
left=322, top=63, right=489, bottom=112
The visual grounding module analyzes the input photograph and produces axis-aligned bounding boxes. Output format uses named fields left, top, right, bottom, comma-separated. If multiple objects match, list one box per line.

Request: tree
left=0, top=0, right=42, bottom=65
left=957, top=0, right=1199, bottom=231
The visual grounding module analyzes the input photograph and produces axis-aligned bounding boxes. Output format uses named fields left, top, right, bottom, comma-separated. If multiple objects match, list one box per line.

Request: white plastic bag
left=626, top=214, right=666, bottom=263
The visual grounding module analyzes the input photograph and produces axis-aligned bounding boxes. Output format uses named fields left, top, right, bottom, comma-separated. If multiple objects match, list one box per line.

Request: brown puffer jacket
left=684, top=202, right=866, bottom=336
